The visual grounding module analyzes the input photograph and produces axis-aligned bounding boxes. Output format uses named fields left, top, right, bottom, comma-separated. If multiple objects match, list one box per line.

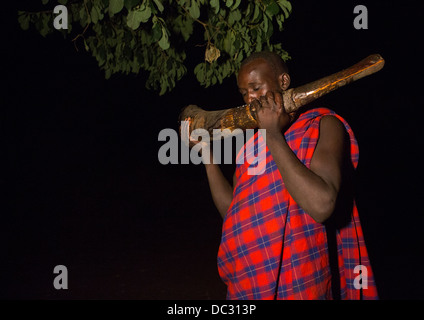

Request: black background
left=2, top=1, right=423, bottom=300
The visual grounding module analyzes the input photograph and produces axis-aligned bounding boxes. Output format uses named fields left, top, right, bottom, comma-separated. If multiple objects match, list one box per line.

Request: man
left=188, top=51, right=378, bottom=299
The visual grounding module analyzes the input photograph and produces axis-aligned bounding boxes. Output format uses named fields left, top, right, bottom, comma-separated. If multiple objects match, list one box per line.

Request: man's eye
left=253, top=87, right=260, bottom=91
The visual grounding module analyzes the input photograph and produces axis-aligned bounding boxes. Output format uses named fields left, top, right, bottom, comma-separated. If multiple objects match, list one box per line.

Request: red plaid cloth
left=217, top=108, right=378, bottom=300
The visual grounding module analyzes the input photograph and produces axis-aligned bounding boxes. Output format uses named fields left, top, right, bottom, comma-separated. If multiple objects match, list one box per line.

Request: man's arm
left=266, top=116, right=346, bottom=223
left=204, top=163, right=235, bottom=219
left=258, top=92, right=346, bottom=223
left=181, top=119, right=234, bottom=219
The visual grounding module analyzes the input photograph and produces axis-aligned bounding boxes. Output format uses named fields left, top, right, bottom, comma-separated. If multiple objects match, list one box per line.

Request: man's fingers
left=259, top=95, right=269, bottom=110
left=266, top=91, right=275, bottom=110
left=181, top=117, right=209, bottom=147
left=274, top=92, right=284, bottom=112
left=181, top=118, right=188, bottom=138
left=180, top=117, right=192, bottom=145
left=259, top=92, right=278, bottom=111
left=266, top=91, right=274, bottom=101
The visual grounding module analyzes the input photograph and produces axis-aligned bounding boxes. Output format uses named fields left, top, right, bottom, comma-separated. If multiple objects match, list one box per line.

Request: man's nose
left=246, top=92, right=260, bottom=104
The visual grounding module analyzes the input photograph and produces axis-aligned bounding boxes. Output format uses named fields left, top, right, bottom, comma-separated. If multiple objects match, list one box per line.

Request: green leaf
left=127, top=6, right=151, bottom=30
left=17, top=12, right=30, bottom=30
left=84, top=39, right=89, bottom=51
left=210, top=0, right=219, bottom=14
left=265, top=17, right=273, bottom=38
left=38, top=13, right=51, bottom=37
left=194, top=63, right=205, bottom=83
left=58, top=0, right=68, bottom=4
left=189, top=1, right=200, bottom=20
left=41, top=0, right=49, bottom=5
left=278, top=0, right=292, bottom=18
left=266, top=2, right=280, bottom=16
left=79, top=5, right=88, bottom=24
left=228, top=9, right=241, bottom=24
left=232, top=0, right=241, bottom=10
left=225, top=0, right=233, bottom=8
left=91, top=6, right=100, bottom=24
left=109, top=0, right=124, bottom=16
left=139, top=6, right=152, bottom=22
left=151, top=22, right=162, bottom=42
left=179, top=16, right=193, bottom=41
left=252, top=4, right=261, bottom=22
left=153, top=0, right=164, bottom=12
left=127, top=10, right=141, bottom=29
left=105, top=68, right=112, bottom=79
left=158, top=27, right=170, bottom=50
left=229, top=31, right=236, bottom=56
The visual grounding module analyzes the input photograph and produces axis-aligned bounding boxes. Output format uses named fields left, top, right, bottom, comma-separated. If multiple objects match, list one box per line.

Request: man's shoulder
left=298, top=107, right=336, bottom=119
left=288, top=107, right=335, bottom=130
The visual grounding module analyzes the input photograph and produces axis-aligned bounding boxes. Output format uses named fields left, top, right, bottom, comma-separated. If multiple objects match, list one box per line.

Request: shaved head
left=239, top=51, right=289, bottom=77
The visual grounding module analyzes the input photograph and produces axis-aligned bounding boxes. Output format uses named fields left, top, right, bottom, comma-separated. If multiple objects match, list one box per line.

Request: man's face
left=237, top=58, right=281, bottom=105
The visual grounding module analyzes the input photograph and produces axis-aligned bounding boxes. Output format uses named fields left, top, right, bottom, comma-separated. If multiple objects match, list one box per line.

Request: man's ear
left=278, top=73, right=291, bottom=91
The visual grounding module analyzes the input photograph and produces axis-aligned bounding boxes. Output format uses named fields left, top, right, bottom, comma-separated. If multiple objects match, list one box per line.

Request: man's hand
left=255, top=91, right=291, bottom=136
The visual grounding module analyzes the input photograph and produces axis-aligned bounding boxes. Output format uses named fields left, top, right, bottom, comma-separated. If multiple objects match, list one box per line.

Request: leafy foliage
left=18, top=0, right=292, bottom=95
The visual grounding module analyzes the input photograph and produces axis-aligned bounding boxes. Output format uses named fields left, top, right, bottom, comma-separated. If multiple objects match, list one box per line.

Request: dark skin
left=190, top=58, right=347, bottom=223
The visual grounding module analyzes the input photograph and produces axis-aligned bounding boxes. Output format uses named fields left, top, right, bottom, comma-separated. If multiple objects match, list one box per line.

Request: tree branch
left=71, top=0, right=91, bottom=51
